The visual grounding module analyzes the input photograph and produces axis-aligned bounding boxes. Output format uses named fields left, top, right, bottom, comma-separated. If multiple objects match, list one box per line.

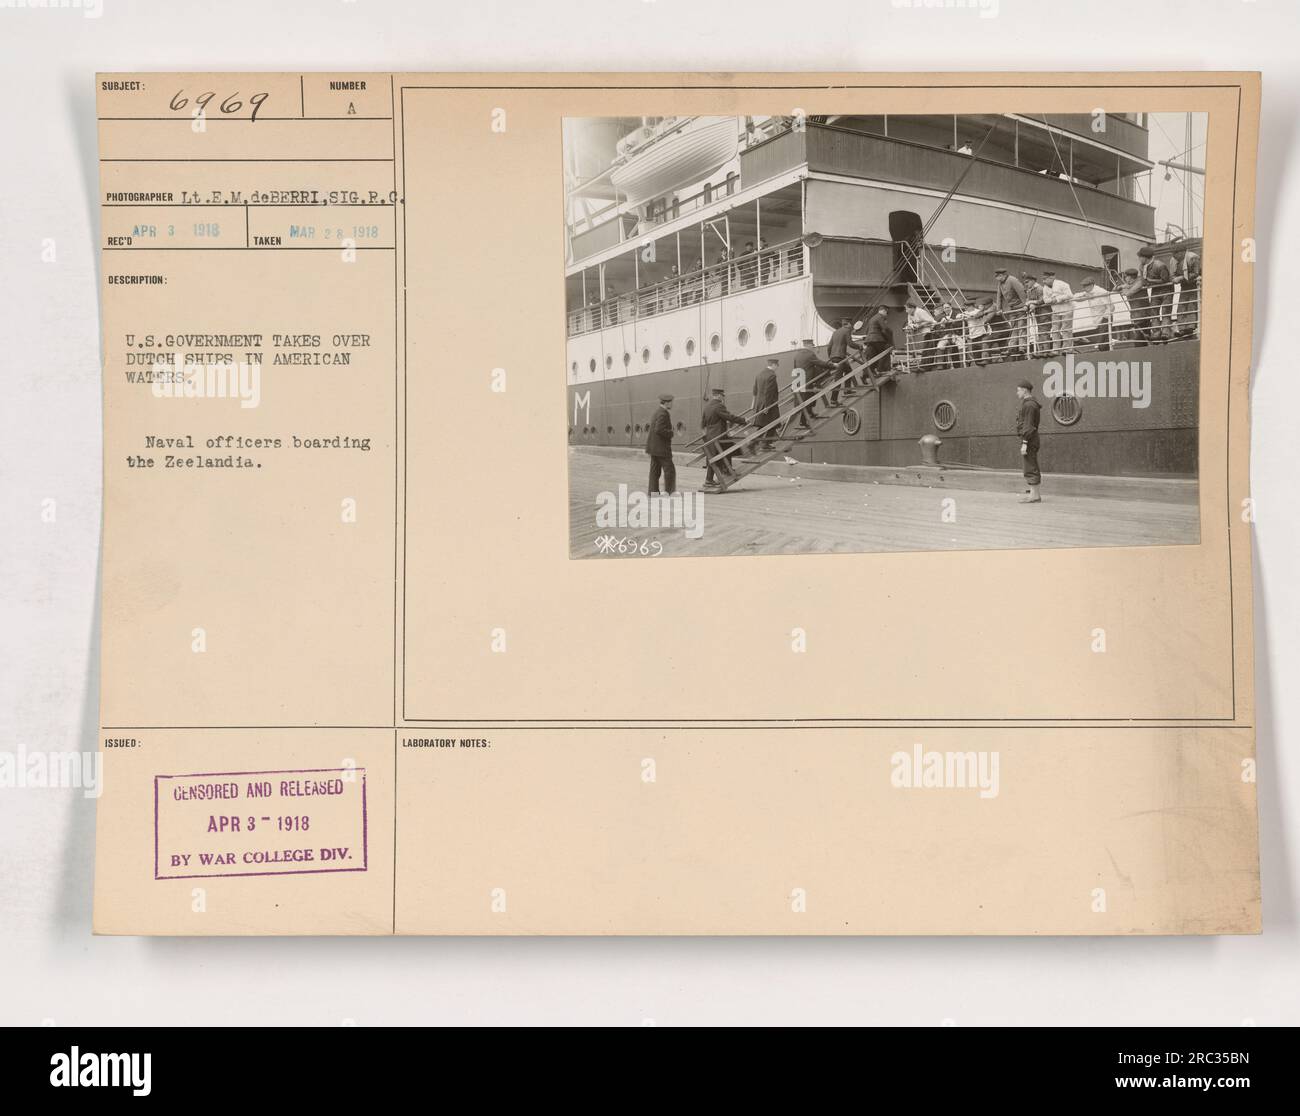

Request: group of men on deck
left=906, top=250, right=1201, bottom=370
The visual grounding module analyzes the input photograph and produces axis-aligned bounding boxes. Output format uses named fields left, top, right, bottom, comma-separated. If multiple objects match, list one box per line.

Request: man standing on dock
left=646, top=392, right=676, bottom=496
left=1015, top=379, right=1042, bottom=503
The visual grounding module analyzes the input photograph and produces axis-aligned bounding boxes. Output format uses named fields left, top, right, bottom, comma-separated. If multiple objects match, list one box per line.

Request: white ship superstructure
left=564, top=113, right=1198, bottom=478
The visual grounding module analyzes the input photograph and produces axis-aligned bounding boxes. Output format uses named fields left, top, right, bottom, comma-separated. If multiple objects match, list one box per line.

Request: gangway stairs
left=684, top=349, right=896, bottom=493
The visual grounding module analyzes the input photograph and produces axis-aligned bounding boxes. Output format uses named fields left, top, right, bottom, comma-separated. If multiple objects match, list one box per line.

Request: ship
left=564, top=113, right=1200, bottom=480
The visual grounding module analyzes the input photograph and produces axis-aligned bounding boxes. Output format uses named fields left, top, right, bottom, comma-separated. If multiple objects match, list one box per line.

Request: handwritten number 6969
left=169, top=90, right=269, bottom=122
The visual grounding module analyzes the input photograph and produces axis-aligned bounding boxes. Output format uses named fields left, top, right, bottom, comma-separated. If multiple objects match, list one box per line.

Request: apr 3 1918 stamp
left=154, top=768, right=368, bottom=881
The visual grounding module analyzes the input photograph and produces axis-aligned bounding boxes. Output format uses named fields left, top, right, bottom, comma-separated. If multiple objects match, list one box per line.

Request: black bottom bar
left=2, top=1024, right=1282, bottom=1100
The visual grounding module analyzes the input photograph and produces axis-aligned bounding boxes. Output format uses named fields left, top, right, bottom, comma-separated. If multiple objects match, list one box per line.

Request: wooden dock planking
left=569, top=451, right=1200, bottom=558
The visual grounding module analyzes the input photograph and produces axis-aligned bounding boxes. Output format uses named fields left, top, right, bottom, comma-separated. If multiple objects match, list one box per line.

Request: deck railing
left=899, top=281, right=1201, bottom=371
left=566, top=238, right=805, bottom=337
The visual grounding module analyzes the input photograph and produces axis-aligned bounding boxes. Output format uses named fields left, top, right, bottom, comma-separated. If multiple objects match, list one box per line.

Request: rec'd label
left=154, top=768, right=368, bottom=880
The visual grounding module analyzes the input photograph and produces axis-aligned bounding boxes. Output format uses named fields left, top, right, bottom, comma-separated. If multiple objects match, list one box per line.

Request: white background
left=1, top=0, right=1297, bottom=1026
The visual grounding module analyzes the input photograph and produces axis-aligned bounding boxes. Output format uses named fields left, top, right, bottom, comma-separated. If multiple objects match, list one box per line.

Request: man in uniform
left=700, top=386, right=749, bottom=490
left=826, top=317, right=861, bottom=405
left=857, top=307, right=893, bottom=383
left=1014, top=379, right=1042, bottom=503
left=645, top=392, right=676, bottom=495
left=751, top=357, right=781, bottom=454
left=790, top=338, right=834, bottom=429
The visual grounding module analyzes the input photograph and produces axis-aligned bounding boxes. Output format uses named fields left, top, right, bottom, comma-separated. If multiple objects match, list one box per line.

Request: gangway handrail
left=687, top=348, right=895, bottom=471
left=679, top=342, right=886, bottom=455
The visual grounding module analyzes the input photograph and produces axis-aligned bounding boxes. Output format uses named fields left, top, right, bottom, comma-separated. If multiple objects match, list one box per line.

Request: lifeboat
left=610, top=116, right=740, bottom=206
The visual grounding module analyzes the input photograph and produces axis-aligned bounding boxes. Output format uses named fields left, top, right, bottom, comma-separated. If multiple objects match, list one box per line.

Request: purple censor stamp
left=154, top=767, right=368, bottom=880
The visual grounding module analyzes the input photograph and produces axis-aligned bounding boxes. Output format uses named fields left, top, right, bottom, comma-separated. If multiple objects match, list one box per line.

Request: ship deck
left=569, top=448, right=1199, bottom=558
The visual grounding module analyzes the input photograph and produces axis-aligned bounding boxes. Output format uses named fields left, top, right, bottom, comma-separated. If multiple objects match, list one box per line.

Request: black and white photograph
left=566, top=111, right=1206, bottom=557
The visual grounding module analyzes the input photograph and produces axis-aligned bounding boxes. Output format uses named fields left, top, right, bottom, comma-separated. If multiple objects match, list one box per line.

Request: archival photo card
left=92, top=73, right=1258, bottom=935
left=565, top=111, right=1206, bottom=559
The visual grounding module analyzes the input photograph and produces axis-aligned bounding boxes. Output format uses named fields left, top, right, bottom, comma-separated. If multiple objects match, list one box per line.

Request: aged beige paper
left=93, top=73, right=1259, bottom=934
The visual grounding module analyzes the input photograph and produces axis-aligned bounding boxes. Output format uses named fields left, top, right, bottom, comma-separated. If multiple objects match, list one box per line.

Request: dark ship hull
left=568, top=337, right=1198, bottom=479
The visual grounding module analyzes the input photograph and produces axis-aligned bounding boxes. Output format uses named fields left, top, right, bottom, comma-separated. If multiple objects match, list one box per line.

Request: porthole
left=842, top=408, right=862, bottom=436
left=605, top=354, right=613, bottom=370
left=625, top=424, right=632, bottom=434
left=685, top=338, right=696, bottom=356
left=571, top=361, right=578, bottom=375
left=1051, top=394, right=1083, bottom=426
left=588, top=358, right=597, bottom=373
left=635, top=424, right=642, bottom=434
left=663, top=343, right=672, bottom=361
left=606, top=425, right=614, bottom=434
left=623, top=352, right=631, bottom=367
left=641, top=347, right=651, bottom=364
left=676, top=421, right=684, bottom=432
left=933, top=400, right=957, bottom=432
left=709, top=333, right=721, bottom=352
left=737, top=327, right=750, bottom=347
left=764, top=321, right=777, bottom=342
